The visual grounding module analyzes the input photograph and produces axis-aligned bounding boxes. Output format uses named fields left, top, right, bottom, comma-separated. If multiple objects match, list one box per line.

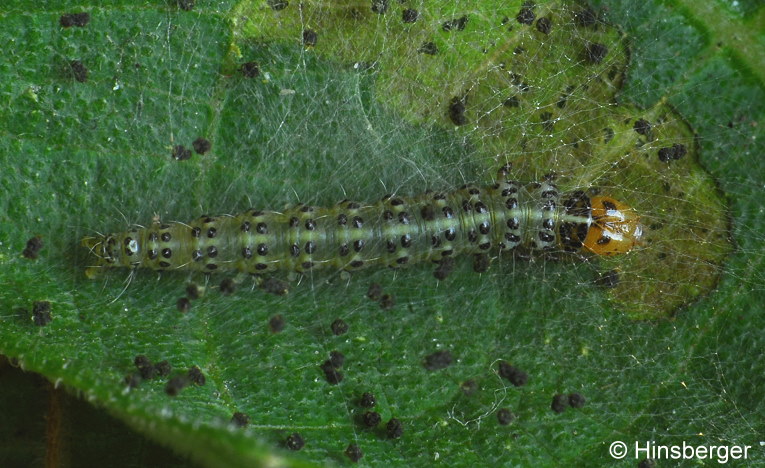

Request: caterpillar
left=81, top=175, right=642, bottom=278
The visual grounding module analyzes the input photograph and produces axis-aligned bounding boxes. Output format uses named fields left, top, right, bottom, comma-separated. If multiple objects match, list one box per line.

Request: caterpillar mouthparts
left=81, top=179, right=641, bottom=278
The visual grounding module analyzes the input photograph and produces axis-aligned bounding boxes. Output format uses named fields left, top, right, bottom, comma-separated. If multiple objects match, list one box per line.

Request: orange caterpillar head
left=582, top=196, right=643, bottom=256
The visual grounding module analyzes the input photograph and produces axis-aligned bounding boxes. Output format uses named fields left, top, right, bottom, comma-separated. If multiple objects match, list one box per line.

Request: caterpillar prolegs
left=81, top=178, right=642, bottom=278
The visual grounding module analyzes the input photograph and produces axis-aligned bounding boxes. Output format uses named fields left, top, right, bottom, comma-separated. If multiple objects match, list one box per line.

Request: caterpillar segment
left=81, top=181, right=642, bottom=278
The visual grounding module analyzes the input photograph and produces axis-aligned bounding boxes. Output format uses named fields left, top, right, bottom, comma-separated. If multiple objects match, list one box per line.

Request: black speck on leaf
left=473, top=253, right=489, bottom=273
left=303, top=29, right=318, bottom=46
left=584, top=42, right=608, bottom=64
left=176, top=297, right=191, bottom=313
left=267, top=0, right=289, bottom=11
left=134, top=355, right=151, bottom=368
left=345, top=444, right=363, bottom=462
left=240, top=61, right=260, bottom=78
left=461, top=379, right=478, bottom=395
left=69, top=60, right=88, bottom=83
left=498, top=361, right=528, bottom=386
left=231, top=412, right=250, bottom=427
left=402, top=9, right=418, bottom=23
left=331, top=318, right=348, bottom=335
left=124, top=373, right=142, bottom=388
left=448, top=96, right=468, bottom=126
left=442, top=15, right=468, bottom=32
left=386, top=418, right=403, bottom=438
left=155, top=360, right=172, bottom=377
left=367, top=283, right=382, bottom=300
left=360, top=392, right=376, bottom=408
left=261, top=277, right=289, bottom=296
left=329, top=350, right=345, bottom=368
left=634, top=118, right=652, bottom=136
left=269, top=314, right=286, bottom=333
left=172, top=145, right=192, bottom=161
left=497, top=408, right=515, bottom=425
left=379, top=293, right=395, bottom=310
left=23, top=236, right=44, bottom=259
left=536, top=17, right=551, bottom=34
left=134, top=355, right=157, bottom=380
left=192, top=137, right=211, bottom=154
left=321, top=360, right=344, bottom=384
left=574, top=7, right=598, bottom=28
left=424, top=350, right=453, bottom=371
left=362, top=411, right=381, bottom=427
left=188, top=365, right=206, bottom=386
left=418, top=41, right=438, bottom=55
left=516, top=2, right=536, bottom=25
left=504, top=96, right=520, bottom=108
left=177, top=0, right=194, bottom=11
left=165, top=375, right=189, bottom=396
left=433, top=257, right=455, bottom=280
left=595, top=269, right=620, bottom=288
left=568, top=392, right=586, bottom=408
left=371, top=0, right=388, bottom=14
left=285, top=433, right=305, bottom=450
left=185, top=283, right=201, bottom=299
left=60, top=12, right=90, bottom=28
left=551, top=393, right=569, bottom=413
left=32, top=301, right=52, bottom=326
left=219, top=278, right=236, bottom=295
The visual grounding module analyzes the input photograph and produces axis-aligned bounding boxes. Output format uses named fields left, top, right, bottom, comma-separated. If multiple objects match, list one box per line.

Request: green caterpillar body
left=82, top=179, right=641, bottom=278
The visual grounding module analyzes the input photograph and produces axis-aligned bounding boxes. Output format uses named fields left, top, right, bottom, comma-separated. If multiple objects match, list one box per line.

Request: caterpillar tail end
left=81, top=235, right=108, bottom=278
left=84, top=266, right=103, bottom=279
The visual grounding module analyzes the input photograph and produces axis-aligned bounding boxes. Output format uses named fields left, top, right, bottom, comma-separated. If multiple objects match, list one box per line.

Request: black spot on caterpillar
left=81, top=180, right=642, bottom=278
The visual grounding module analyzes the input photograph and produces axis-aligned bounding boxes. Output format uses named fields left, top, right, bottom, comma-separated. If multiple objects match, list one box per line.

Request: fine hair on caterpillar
left=81, top=171, right=643, bottom=282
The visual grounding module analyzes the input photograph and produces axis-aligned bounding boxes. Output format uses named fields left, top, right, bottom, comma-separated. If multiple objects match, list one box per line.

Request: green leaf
left=1, top=0, right=763, bottom=466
